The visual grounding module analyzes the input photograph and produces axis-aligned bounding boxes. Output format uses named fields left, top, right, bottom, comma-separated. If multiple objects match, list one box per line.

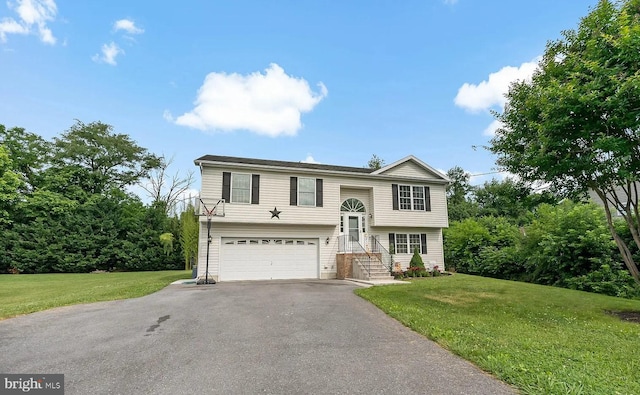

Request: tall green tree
left=52, top=120, right=161, bottom=194
left=367, top=154, right=385, bottom=170
left=474, top=178, right=557, bottom=225
left=446, top=166, right=478, bottom=221
left=1, top=121, right=181, bottom=274
left=180, top=203, right=199, bottom=270
left=491, top=0, right=640, bottom=282
left=0, top=145, right=22, bottom=224
left=0, top=125, right=51, bottom=192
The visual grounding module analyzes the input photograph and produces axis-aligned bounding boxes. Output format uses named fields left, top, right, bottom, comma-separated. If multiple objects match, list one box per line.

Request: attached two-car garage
left=219, top=237, right=319, bottom=281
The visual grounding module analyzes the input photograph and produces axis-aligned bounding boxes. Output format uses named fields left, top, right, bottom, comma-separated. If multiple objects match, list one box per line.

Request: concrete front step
left=368, top=273, right=394, bottom=280
left=357, top=259, right=393, bottom=281
left=368, top=269, right=392, bottom=275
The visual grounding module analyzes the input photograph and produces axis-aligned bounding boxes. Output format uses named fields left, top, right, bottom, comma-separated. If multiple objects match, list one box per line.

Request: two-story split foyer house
left=194, top=154, right=450, bottom=282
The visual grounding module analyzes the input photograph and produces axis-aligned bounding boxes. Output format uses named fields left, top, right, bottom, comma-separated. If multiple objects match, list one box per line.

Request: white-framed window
left=409, top=234, right=421, bottom=254
left=396, top=234, right=408, bottom=254
left=298, top=177, right=316, bottom=206
left=398, top=185, right=425, bottom=211
left=231, top=173, right=251, bottom=203
left=412, top=186, right=425, bottom=210
left=393, top=233, right=425, bottom=254
left=399, top=186, right=412, bottom=210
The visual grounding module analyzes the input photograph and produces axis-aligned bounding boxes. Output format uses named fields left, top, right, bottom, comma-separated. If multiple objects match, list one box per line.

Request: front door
left=340, top=198, right=367, bottom=252
left=348, top=215, right=360, bottom=242
left=341, top=212, right=365, bottom=251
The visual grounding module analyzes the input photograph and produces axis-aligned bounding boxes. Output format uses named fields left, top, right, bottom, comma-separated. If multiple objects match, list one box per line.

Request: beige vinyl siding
left=371, top=183, right=448, bottom=228
left=589, top=184, right=638, bottom=217
left=201, top=166, right=448, bottom=228
left=200, top=166, right=340, bottom=225
left=375, top=227, right=445, bottom=271
left=197, top=222, right=340, bottom=281
left=379, top=161, right=443, bottom=179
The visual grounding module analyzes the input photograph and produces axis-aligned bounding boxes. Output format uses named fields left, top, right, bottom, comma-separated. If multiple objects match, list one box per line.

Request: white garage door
left=220, top=238, right=319, bottom=281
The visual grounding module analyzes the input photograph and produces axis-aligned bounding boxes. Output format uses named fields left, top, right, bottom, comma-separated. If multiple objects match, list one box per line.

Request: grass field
left=0, top=270, right=191, bottom=320
left=356, top=274, right=640, bottom=395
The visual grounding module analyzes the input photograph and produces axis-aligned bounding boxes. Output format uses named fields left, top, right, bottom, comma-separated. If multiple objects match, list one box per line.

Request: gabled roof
left=372, top=155, right=450, bottom=182
left=195, top=154, right=449, bottom=183
left=195, top=155, right=375, bottom=175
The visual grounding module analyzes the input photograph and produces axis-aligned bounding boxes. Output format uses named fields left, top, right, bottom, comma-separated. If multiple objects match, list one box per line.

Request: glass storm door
left=348, top=215, right=360, bottom=242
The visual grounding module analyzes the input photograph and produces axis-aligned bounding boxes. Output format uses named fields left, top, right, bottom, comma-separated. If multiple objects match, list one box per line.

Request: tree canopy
left=0, top=145, right=22, bottom=224
left=0, top=121, right=186, bottom=274
left=53, top=120, right=161, bottom=194
left=367, top=154, right=385, bottom=170
left=490, top=0, right=640, bottom=282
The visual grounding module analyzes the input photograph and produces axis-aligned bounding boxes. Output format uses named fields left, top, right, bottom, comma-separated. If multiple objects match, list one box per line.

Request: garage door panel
left=220, top=238, right=318, bottom=281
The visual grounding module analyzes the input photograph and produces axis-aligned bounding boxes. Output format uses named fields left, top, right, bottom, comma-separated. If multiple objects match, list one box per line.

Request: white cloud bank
left=113, top=19, right=144, bottom=35
left=169, top=63, right=328, bottom=137
left=0, top=0, right=57, bottom=44
left=454, top=59, right=539, bottom=113
left=92, top=42, right=123, bottom=65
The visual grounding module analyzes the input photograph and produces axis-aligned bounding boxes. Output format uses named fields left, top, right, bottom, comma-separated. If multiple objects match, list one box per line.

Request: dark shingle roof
left=195, top=155, right=375, bottom=174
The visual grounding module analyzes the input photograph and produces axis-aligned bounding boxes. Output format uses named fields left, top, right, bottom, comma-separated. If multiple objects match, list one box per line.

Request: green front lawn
left=0, top=270, right=191, bottom=320
left=356, top=274, right=640, bottom=395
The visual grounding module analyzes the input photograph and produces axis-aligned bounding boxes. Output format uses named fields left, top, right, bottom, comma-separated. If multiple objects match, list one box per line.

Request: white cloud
left=92, top=18, right=142, bottom=66
left=454, top=59, right=539, bottom=112
left=0, top=0, right=57, bottom=44
left=92, top=42, right=123, bottom=66
left=0, top=18, right=28, bottom=41
left=113, top=19, right=144, bottom=35
left=301, top=155, right=319, bottom=164
left=172, top=63, right=328, bottom=137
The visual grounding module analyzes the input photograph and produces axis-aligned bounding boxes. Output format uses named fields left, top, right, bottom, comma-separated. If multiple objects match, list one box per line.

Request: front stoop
left=337, top=252, right=393, bottom=281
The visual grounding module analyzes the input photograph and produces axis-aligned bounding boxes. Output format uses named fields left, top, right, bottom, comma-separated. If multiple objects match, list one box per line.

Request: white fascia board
left=194, top=158, right=449, bottom=185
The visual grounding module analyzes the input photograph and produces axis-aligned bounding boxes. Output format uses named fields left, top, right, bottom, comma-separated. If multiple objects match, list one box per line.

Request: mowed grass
left=0, top=270, right=191, bottom=320
left=355, top=274, right=640, bottom=395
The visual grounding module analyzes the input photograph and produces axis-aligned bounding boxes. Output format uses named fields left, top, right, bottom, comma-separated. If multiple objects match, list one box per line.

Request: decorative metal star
left=270, top=207, right=282, bottom=219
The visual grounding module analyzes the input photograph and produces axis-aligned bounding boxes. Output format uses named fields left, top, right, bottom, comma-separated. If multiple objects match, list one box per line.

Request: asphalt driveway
left=0, top=280, right=516, bottom=394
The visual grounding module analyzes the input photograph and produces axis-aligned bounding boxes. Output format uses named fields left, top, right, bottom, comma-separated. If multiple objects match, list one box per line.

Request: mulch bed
left=607, top=310, right=640, bottom=324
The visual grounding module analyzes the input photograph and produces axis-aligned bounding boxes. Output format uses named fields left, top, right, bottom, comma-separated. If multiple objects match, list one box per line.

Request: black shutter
left=316, top=178, right=323, bottom=207
left=424, top=186, right=431, bottom=211
left=222, top=172, right=231, bottom=202
left=388, top=233, right=396, bottom=254
left=392, top=184, right=399, bottom=210
left=290, top=177, right=298, bottom=206
left=251, top=174, right=260, bottom=204
left=420, top=233, right=427, bottom=254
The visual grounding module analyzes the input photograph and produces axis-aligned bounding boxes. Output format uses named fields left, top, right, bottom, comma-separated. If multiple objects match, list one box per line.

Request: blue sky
left=0, top=0, right=599, bottom=196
